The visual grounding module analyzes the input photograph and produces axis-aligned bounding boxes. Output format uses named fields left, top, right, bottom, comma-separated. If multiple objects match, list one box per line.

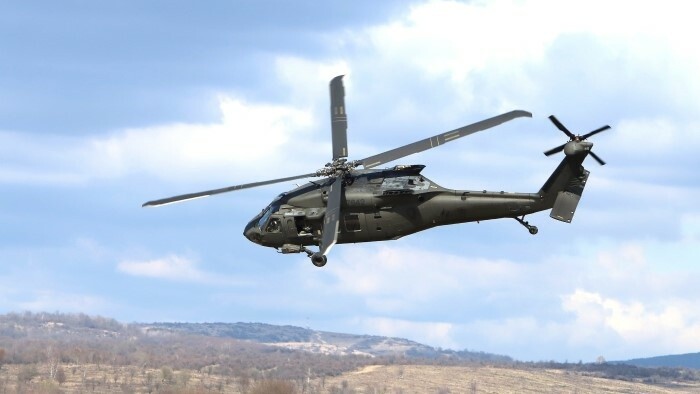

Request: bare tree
left=45, top=346, right=58, bottom=379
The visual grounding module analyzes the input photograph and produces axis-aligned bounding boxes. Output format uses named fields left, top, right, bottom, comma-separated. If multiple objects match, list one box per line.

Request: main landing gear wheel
left=514, top=216, right=538, bottom=235
left=310, top=253, right=327, bottom=267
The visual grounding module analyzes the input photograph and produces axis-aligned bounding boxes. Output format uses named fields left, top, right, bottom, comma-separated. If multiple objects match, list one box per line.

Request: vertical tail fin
left=538, top=154, right=590, bottom=223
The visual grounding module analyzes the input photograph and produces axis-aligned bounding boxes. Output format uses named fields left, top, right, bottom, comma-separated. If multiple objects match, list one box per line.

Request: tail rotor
left=544, top=115, right=610, bottom=165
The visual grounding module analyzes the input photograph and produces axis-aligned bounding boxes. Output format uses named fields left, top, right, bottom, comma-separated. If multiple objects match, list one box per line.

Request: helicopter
left=143, top=75, right=610, bottom=267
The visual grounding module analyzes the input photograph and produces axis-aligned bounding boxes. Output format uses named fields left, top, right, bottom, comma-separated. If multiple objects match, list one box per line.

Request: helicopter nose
left=243, top=222, right=262, bottom=244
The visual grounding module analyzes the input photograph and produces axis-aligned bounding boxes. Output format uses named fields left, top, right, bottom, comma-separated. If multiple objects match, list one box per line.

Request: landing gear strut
left=302, top=247, right=327, bottom=267
left=514, top=216, right=538, bottom=235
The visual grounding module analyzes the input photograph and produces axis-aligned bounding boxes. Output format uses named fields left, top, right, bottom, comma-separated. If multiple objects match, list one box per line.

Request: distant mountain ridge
left=620, top=353, right=700, bottom=369
left=0, top=312, right=510, bottom=362
left=136, top=321, right=510, bottom=361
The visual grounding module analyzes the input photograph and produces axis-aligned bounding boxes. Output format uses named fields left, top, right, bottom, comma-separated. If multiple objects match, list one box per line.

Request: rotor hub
left=316, top=158, right=361, bottom=178
left=563, top=140, right=593, bottom=156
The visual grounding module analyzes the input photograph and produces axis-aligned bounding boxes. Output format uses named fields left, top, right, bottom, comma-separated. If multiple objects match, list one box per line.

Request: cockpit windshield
left=257, top=207, right=273, bottom=229
left=256, top=194, right=283, bottom=229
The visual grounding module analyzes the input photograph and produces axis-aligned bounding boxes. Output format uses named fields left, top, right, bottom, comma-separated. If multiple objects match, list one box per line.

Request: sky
left=1, top=0, right=699, bottom=362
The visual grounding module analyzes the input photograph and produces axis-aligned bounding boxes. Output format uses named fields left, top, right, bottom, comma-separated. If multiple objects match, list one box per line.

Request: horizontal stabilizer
left=549, top=170, right=589, bottom=223
left=550, top=191, right=582, bottom=223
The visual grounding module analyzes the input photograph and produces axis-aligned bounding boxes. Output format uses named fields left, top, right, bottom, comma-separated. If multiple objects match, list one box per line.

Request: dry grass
left=0, top=363, right=242, bottom=393
left=2, top=363, right=700, bottom=393
left=318, top=364, right=700, bottom=394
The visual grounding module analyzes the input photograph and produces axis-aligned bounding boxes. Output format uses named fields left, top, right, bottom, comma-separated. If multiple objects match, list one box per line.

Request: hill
left=0, top=311, right=509, bottom=362
left=622, top=353, right=700, bottom=369
left=138, top=321, right=511, bottom=361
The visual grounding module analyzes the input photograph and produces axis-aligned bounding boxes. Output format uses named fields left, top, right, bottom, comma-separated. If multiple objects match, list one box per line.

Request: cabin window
left=344, top=214, right=361, bottom=232
left=265, top=217, right=281, bottom=233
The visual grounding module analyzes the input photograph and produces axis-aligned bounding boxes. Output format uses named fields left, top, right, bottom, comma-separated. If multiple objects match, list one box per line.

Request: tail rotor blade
left=544, top=143, right=566, bottom=157
left=589, top=150, right=606, bottom=166
left=581, top=125, right=611, bottom=140
left=548, top=115, right=576, bottom=139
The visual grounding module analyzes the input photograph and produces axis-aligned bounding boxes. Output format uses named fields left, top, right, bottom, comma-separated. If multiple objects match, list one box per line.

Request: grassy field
left=0, top=363, right=239, bottom=393
left=3, top=362, right=700, bottom=393
left=319, top=364, right=700, bottom=394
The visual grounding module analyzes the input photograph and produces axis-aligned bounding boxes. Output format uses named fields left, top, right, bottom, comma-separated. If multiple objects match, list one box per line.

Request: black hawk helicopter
left=144, top=75, right=610, bottom=267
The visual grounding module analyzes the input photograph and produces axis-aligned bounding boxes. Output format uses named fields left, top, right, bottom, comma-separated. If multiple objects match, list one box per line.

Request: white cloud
left=90, top=97, right=316, bottom=181
left=680, top=213, right=700, bottom=242
left=117, top=254, right=247, bottom=286
left=274, top=56, right=351, bottom=104
left=367, top=0, right=555, bottom=80
left=15, top=291, right=108, bottom=315
left=1, top=96, right=318, bottom=185
left=1, top=55, right=358, bottom=188
left=608, top=118, right=700, bottom=166
left=366, top=0, right=700, bottom=79
left=350, top=0, right=700, bottom=130
left=562, top=289, right=700, bottom=354
left=118, top=255, right=199, bottom=280
left=309, top=246, right=524, bottom=315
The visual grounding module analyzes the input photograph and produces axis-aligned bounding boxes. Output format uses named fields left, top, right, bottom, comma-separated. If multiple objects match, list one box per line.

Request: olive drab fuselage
left=242, top=160, right=586, bottom=253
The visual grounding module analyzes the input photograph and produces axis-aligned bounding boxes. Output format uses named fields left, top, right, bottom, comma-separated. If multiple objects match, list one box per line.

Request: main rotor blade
left=581, top=125, right=611, bottom=140
left=330, top=75, right=348, bottom=160
left=360, top=110, right=532, bottom=169
left=548, top=115, right=576, bottom=139
left=319, top=176, right=343, bottom=256
left=589, top=150, right=606, bottom=165
left=543, top=143, right=566, bottom=157
left=142, top=172, right=318, bottom=207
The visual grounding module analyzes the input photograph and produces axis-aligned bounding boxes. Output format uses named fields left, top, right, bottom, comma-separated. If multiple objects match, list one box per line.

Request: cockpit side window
left=265, top=217, right=281, bottom=233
